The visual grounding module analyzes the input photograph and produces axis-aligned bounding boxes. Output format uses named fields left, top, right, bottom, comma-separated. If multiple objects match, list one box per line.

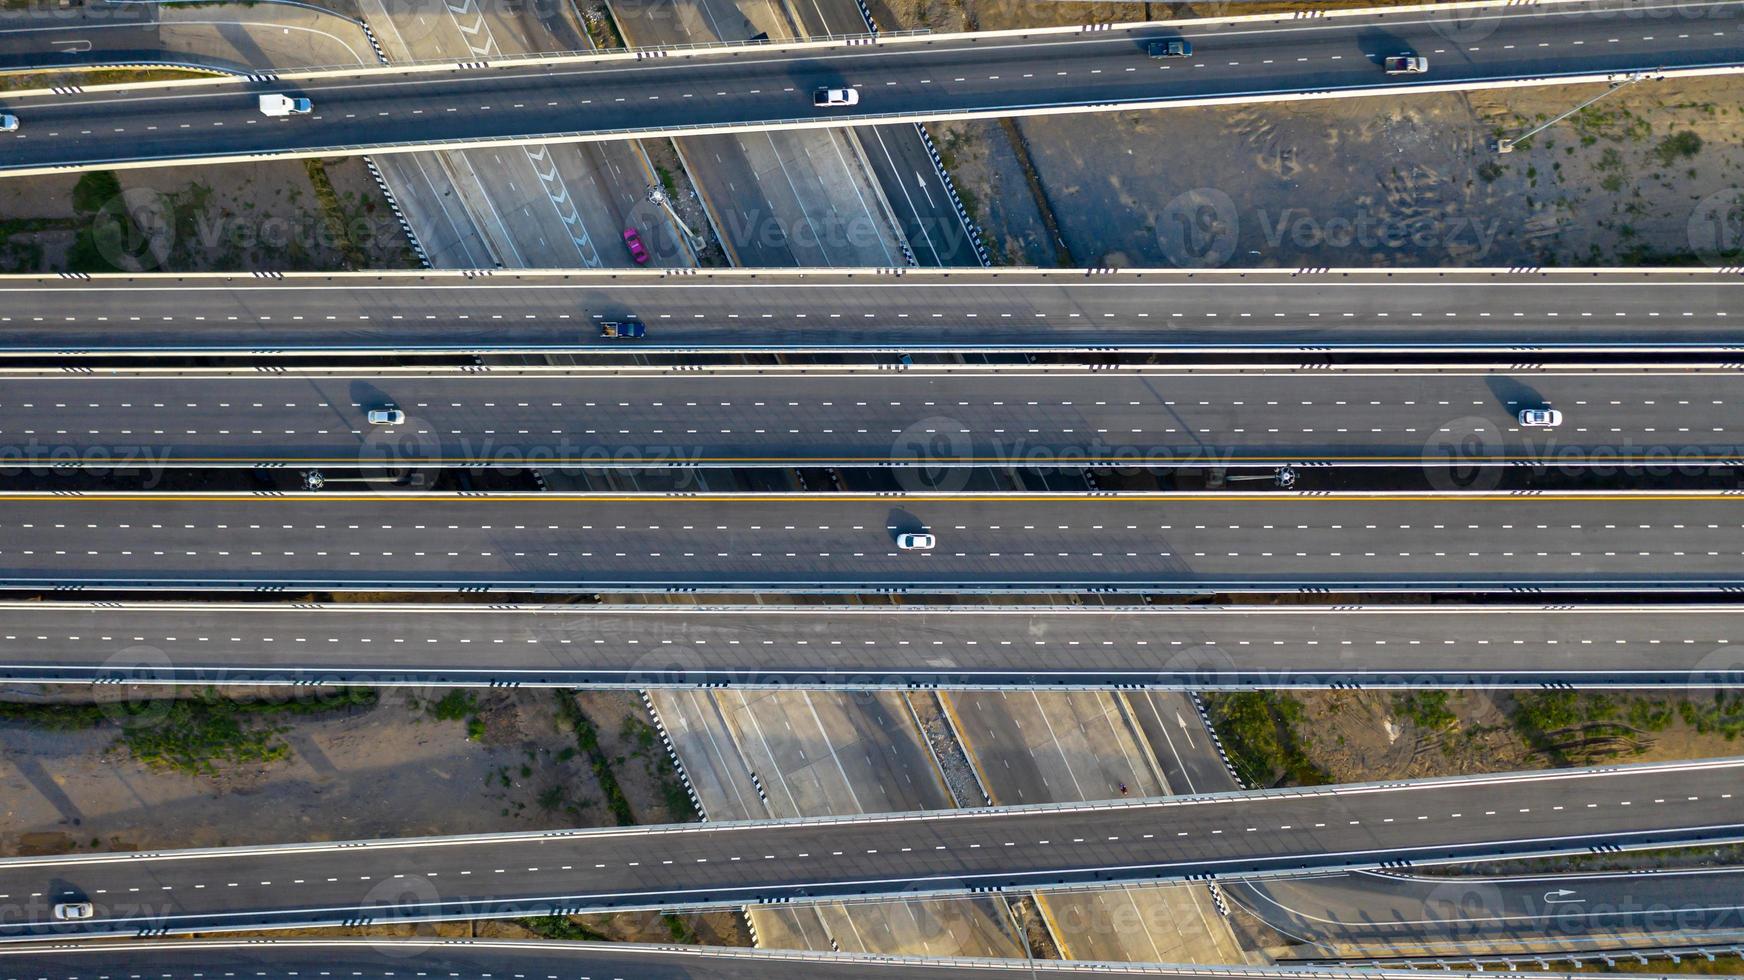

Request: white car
left=0, top=114, right=18, bottom=133
left=896, top=532, right=935, bottom=551
left=814, top=87, right=859, bottom=107
left=52, top=902, right=94, bottom=921
left=367, top=408, right=405, bottom=426
left=1518, top=408, right=1562, bottom=427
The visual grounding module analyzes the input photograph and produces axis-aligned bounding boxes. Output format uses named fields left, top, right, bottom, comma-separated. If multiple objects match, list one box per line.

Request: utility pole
left=648, top=185, right=705, bottom=253
left=1494, top=72, right=1648, bottom=153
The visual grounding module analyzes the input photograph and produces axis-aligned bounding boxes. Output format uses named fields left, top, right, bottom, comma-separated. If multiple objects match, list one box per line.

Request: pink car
left=623, top=227, right=649, bottom=265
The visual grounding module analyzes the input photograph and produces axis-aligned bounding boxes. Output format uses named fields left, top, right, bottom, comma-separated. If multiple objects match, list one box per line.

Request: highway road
left=1, top=490, right=1744, bottom=593
left=3, top=364, right=1740, bottom=468
left=10, top=601, right=1744, bottom=689
left=0, top=758, right=1738, bottom=939
left=0, top=269, right=1735, bottom=354
left=1235, top=866, right=1744, bottom=956
left=2, top=0, right=1740, bottom=172
left=0, top=4, right=162, bottom=74
left=0, top=939, right=1594, bottom=980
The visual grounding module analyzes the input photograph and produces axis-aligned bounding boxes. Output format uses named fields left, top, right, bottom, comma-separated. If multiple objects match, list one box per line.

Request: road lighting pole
left=1494, top=72, right=1648, bottom=153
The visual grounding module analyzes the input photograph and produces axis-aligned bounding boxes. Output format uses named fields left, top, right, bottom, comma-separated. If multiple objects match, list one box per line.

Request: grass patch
left=1510, top=692, right=1672, bottom=765
left=621, top=715, right=698, bottom=822
left=117, top=687, right=378, bottom=776
left=1678, top=691, right=1744, bottom=739
left=1204, top=692, right=1330, bottom=788
left=427, top=689, right=479, bottom=721
left=1393, top=691, right=1456, bottom=731
left=517, top=915, right=611, bottom=941
left=554, top=693, right=636, bottom=826
left=72, top=171, right=121, bottom=215
left=302, top=159, right=368, bottom=269
left=1653, top=129, right=1703, bottom=166
left=0, top=700, right=108, bottom=730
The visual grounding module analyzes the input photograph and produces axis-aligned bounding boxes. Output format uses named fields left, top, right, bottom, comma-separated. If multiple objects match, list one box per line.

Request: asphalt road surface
left=2, top=365, right=1738, bottom=468
left=2, top=0, right=1740, bottom=171
left=2, top=490, right=1744, bottom=592
left=0, top=269, right=1735, bottom=353
left=6, top=601, right=1744, bottom=688
left=0, top=759, right=1739, bottom=939
left=1234, top=866, right=1744, bottom=956
left=0, top=939, right=1586, bottom=979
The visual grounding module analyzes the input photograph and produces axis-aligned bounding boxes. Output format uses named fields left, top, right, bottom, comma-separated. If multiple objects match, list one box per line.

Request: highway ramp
left=0, top=939, right=1607, bottom=980
left=2, top=364, right=1740, bottom=468
left=5, top=600, right=1744, bottom=689
left=3, top=0, right=1741, bottom=173
left=0, top=268, right=1734, bottom=354
left=0, top=490, right=1740, bottom=593
left=1, top=758, right=1740, bottom=939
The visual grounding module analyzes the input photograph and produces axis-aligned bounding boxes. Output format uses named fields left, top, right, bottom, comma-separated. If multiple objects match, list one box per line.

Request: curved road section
left=0, top=490, right=1741, bottom=592
left=1, top=0, right=1741, bottom=173
left=0, top=759, right=1740, bottom=939
left=4, top=601, right=1744, bottom=688
left=0, top=269, right=1736, bottom=354
left=0, top=939, right=1595, bottom=980
left=1, top=365, right=1740, bottom=468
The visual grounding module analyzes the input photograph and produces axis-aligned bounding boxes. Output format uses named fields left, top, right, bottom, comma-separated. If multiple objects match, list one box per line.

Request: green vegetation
left=1393, top=691, right=1456, bottom=731
left=72, top=171, right=122, bottom=215
left=517, top=915, right=611, bottom=941
left=116, top=687, right=377, bottom=776
left=428, top=689, right=479, bottom=721
left=1678, top=691, right=1744, bottom=739
left=1205, top=692, right=1330, bottom=789
left=302, top=159, right=368, bottom=269
left=554, top=693, right=636, bottom=826
left=1653, top=130, right=1703, bottom=166
left=656, top=165, right=679, bottom=202
left=662, top=912, right=699, bottom=943
left=621, top=715, right=699, bottom=822
left=1509, top=692, right=1673, bottom=765
left=0, top=700, right=108, bottom=730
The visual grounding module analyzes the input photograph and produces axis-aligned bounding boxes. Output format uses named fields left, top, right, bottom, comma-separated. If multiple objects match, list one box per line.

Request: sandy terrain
left=1008, top=76, right=1744, bottom=269
left=0, top=686, right=611, bottom=855
left=0, top=157, right=418, bottom=273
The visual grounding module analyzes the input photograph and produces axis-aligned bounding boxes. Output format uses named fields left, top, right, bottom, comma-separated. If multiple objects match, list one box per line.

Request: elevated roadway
left=0, top=268, right=1735, bottom=354
left=2, top=364, right=1740, bottom=468
left=6, top=601, right=1744, bottom=689
left=0, top=939, right=1599, bottom=980
left=2, top=0, right=1741, bottom=173
left=0, top=490, right=1741, bottom=593
left=0, top=759, right=1738, bottom=939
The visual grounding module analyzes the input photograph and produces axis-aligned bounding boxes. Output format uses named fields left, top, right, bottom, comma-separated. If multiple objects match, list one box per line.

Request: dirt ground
left=1005, top=76, right=1744, bottom=269
left=1248, top=689, right=1744, bottom=786
left=0, top=157, right=419, bottom=273
left=882, top=0, right=1744, bottom=270
left=0, top=686, right=623, bottom=854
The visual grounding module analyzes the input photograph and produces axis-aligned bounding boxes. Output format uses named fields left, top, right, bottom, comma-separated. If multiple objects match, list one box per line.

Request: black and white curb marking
left=362, top=156, right=432, bottom=268
left=640, top=690, right=708, bottom=821
left=912, top=122, right=991, bottom=267
left=1189, top=691, right=1248, bottom=789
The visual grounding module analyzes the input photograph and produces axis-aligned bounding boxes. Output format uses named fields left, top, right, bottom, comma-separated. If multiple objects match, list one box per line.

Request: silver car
left=52, top=902, right=94, bottom=921
left=367, top=408, right=405, bottom=426
left=0, top=114, right=18, bottom=133
left=1518, top=408, right=1562, bottom=427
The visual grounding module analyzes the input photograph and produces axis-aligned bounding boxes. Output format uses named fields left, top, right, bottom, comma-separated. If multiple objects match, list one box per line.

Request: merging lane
left=2, top=0, right=1740, bottom=172
left=6, top=601, right=1744, bottom=688
left=3, top=365, right=1739, bottom=468
left=0, top=269, right=1734, bottom=354
left=0, top=490, right=1742, bottom=592
left=0, top=759, right=1739, bottom=939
